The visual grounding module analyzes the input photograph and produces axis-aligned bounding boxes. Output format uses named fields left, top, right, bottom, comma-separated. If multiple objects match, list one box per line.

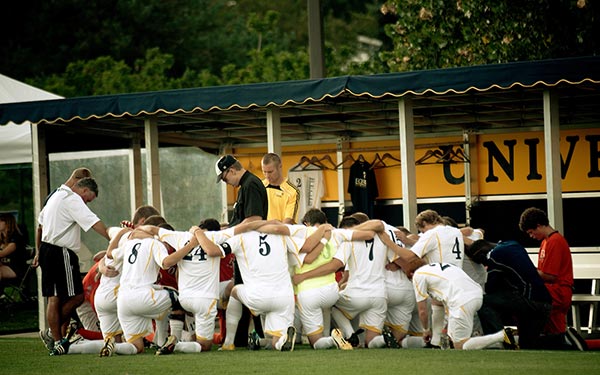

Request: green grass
left=1, top=338, right=598, bottom=375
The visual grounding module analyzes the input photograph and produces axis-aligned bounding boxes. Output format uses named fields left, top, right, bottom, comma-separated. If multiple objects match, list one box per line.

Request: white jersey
left=38, top=184, right=101, bottom=252
left=410, top=225, right=464, bottom=268
left=288, top=167, right=325, bottom=222
left=112, top=237, right=169, bottom=290
left=461, top=228, right=487, bottom=288
left=157, top=227, right=234, bottom=299
left=381, top=223, right=413, bottom=290
left=331, top=228, right=388, bottom=298
left=412, top=263, right=482, bottom=310
left=220, top=231, right=299, bottom=298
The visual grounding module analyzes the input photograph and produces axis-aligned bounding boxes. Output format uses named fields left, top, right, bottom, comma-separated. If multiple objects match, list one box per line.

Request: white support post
left=144, top=118, right=162, bottom=212
left=398, top=97, right=417, bottom=233
left=31, top=123, right=49, bottom=331
left=266, top=107, right=282, bottom=155
left=543, top=90, right=564, bottom=233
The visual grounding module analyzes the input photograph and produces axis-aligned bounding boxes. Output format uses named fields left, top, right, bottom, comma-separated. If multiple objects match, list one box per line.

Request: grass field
left=2, top=337, right=598, bottom=375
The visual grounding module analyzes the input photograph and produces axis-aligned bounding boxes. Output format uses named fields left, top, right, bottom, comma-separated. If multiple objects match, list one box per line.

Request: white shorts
left=296, top=282, right=339, bottom=336
left=448, top=297, right=482, bottom=343
left=335, top=293, right=387, bottom=334
left=385, top=286, right=415, bottom=333
left=95, top=286, right=121, bottom=338
left=180, top=296, right=218, bottom=341
left=117, top=286, right=172, bottom=342
left=76, top=300, right=100, bottom=332
left=234, top=285, right=294, bottom=338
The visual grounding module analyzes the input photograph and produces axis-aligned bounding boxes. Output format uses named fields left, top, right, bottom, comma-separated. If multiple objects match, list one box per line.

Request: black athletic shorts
left=38, top=242, right=83, bottom=298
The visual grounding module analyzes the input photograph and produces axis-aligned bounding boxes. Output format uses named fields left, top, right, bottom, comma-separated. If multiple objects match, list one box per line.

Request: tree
left=379, top=0, right=599, bottom=71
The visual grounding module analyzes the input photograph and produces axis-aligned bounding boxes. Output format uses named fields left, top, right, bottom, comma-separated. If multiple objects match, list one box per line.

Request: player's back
left=116, top=237, right=167, bottom=290
left=413, top=263, right=481, bottom=308
left=335, top=231, right=387, bottom=298
left=222, top=231, right=294, bottom=296
left=412, top=225, right=464, bottom=268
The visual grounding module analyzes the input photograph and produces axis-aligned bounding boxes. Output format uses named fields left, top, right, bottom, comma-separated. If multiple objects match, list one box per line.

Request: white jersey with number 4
left=410, top=225, right=464, bottom=268
left=157, top=227, right=234, bottom=300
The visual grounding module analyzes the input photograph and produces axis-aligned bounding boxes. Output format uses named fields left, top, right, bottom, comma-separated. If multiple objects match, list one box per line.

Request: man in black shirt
left=215, top=154, right=268, bottom=348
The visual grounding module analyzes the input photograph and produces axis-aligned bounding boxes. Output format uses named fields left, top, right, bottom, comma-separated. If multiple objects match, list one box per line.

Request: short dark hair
left=143, top=215, right=167, bottom=226
left=76, top=177, right=98, bottom=197
left=199, top=218, right=221, bottom=231
left=339, top=216, right=359, bottom=229
left=465, top=239, right=496, bottom=264
left=302, top=209, right=327, bottom=226
left=519, top=207, right=549, bottom=232
left=132, top=205, right=160, bottom=225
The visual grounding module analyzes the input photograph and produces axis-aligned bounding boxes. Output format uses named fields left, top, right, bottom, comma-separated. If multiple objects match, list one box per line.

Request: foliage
left=379, top=0, right=599, bottom=71
left=2, top=0, right=598, bottom=95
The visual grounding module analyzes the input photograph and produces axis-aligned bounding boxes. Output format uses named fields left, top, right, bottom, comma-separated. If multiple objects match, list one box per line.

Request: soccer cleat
left=156, top=335, right=177, bottom=355
left=49, top=338, right=71, bottom=356
left=424, top=342, right=441, bottom=349
left=566, top=327, right=588, bottom=351
left=39, top=328, right=54, bottom=351
left=502, top=327, right=519, bottom=350
left=346, top=328, right=364, bottom=348
left=281, top=326, right=296, bottom=352
left=382, top=328, right=400, bottom=349
left=247, top=330, right=261, bottom=351
left=218, top=344, right=235, bottom=351
left=331, top=328, right=353, bottom=350
left=99, top=336, right=115, bottom=357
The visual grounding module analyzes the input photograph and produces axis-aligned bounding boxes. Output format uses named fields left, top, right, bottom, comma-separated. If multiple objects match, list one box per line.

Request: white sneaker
left=99, top=336, right=115, bottom=357
left=331, top=328, right=353, bottom=350
left=281, top=326, right=296, bottom=352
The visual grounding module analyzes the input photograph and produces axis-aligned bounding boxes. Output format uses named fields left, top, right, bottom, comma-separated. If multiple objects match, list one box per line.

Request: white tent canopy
left=0, top=74, right=62, bottom=165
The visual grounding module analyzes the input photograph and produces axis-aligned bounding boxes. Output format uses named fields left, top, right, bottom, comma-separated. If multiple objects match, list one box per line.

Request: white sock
left=401, top=335, right=426, bottom=348
left=313, top=336, right=335, bottom=349
left=462, top=330, right=504, bottom=350
left=431, top=305, right=445, bottom=346
left=367, top=335, right=386, bottom=349
left=115, top=342, right=138, bottom=355
left=154, top=318, right=169, bottom=348
left=174, top=341, right=202, bottom=353
left=223, top=297, right=243, bottom=347
left=169, top=318, right=185, bottom=341
left=68, top=340, right=104, bottom=354
left=331, top=308, right=354, bottom=338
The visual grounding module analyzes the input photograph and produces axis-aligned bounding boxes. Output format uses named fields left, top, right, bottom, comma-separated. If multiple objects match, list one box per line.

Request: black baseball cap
left=215, top=154, right=238, bottom=183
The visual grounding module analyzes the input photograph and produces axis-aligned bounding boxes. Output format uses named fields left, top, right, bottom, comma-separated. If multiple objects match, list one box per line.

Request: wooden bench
left=528, top=247, right=600, bottom=335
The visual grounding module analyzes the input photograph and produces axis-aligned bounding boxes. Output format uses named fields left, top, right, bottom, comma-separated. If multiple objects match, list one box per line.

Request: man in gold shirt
left=261, top=153, right=300, bottom=224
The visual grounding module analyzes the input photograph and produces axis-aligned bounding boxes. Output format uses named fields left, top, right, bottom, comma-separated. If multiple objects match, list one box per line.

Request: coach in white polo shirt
left=34, top=177, right=109, bottom=351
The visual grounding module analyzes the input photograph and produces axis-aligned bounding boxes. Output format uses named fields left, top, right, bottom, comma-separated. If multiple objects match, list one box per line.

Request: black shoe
left=50, top=338, right=71, bottom=356
left=502, top=327, right=519, bottom=350
left=383, top=328, right=400, bottom=348
left=424, top=342, right=441, bottom=349
left=156, top=335, right=177, bottom=355
left=248, top=330, right=261, bottom=351
left=566, top=327, right=588, bottom=351
left=346, top=328, right=364, bottom=348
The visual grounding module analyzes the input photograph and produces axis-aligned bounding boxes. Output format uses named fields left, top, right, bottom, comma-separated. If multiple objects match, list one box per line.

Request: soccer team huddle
left=36, top=156, right=581, bottom=357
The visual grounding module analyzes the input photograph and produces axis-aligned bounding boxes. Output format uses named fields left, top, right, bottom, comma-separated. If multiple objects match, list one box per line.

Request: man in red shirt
left=519, top=207, right=587, bottom=350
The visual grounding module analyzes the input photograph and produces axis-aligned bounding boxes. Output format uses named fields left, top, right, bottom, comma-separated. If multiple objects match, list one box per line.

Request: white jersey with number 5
left=220, top=231, right=300, bottom=298
left=410, top=225, right=464, bottom=268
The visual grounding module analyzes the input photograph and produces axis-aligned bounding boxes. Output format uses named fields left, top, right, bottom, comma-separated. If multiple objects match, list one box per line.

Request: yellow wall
left=229, top=128, right=600, bottom=204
